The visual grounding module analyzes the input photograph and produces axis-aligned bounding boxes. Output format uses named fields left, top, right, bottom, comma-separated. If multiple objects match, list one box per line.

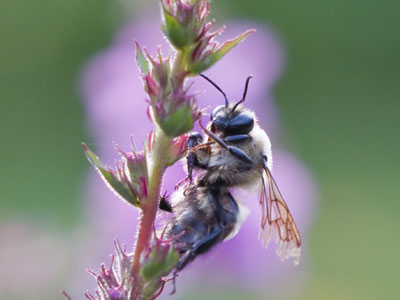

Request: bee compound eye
left=211, top=105, right=225, bottom=120
left=211, top=118, right=226, bottom=133
left=227, top=112, right=254, bottom=135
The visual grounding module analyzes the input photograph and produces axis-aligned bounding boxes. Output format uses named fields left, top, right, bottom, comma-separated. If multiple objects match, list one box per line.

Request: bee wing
left=258, top=167, right=301, bottom=265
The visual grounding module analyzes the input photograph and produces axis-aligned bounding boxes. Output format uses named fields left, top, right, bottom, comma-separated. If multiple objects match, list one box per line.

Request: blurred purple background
left=2, top=0, right=399, bottom=299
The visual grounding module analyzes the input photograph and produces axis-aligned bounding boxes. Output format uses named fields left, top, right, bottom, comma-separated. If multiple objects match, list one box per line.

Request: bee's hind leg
left=175, top=189, right=237, bottom=271
left=176, top=226, right=223, bottom=271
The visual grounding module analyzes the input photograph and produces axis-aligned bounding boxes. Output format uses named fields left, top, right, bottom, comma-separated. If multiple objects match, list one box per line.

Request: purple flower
left=78, top=13, right=317, bottom=298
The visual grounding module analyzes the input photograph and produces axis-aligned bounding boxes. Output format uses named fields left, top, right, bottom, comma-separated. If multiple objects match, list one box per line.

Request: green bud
left=140, top=246, right=179, bottom=282
left=82, top=143, right=140, bottom=207
left=188, top=30, right=255, bottom=75
left=158, top=103, right=194, bottom=137
left=135, top=42, right=150, bottom=75
left=161, top=7, right=188, bottom=50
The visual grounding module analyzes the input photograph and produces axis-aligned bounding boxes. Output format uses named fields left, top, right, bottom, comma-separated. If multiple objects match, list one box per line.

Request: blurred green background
left=1, top=0, right=399, bottom=299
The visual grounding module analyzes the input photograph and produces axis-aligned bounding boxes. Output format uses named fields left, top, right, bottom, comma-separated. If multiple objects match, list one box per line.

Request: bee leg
left=176, top=227, right=223, bottom=271
left=176, top=189, right=236, bottom=270
left=228, top=146, right=253, bottom=164
left=199, top=121, right=253, bottom=164
left=224, top=134, right=250, bottom=144
left=159, top=192, right=172, bottom=212
left=175, top=132, right=206, bottom=190
left=188, top=132, right=203, bottom=147
left=186, top=132, right=204, bottom=182
left=210, top=189, right=239, bottom=232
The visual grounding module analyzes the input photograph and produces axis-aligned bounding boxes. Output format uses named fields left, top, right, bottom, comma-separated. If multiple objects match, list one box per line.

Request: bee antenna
left=232, top=75, right=253, bottom=112
left=200, top=73, right=229, bottom=107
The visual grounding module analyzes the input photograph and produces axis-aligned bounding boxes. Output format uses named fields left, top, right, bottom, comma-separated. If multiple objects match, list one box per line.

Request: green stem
left=130, top=45, right=187, bottom=299
left=171, top=50, right=187, bottom=87
left=130, top=127, right=170, bottom=299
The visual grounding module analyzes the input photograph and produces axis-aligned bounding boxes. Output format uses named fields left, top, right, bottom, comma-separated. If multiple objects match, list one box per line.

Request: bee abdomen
left=167, top=186, right=239, bottom=256
left=168, top=207, right=215, bottom=252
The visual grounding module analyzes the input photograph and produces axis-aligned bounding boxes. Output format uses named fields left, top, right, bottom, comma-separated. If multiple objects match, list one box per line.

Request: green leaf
left=159, top=103, right=194, bottom=137
left=135, top=42, right=149, bottom=74
left=161, top=7, right=188, bottom=49
left=82, top=143, right=140, bottom=207
left=189, top=29, right=255, bottom=75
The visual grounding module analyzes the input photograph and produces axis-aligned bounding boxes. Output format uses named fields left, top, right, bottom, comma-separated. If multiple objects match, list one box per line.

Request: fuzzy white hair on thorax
left=251, top=124, right=273, bottom=170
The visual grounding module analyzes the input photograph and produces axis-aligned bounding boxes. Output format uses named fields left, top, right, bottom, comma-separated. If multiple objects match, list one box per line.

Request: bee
left=163, top=74, right=301, bottom=272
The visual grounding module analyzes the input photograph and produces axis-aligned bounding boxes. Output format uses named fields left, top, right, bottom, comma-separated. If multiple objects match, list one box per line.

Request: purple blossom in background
left=79, top=13, right=317, bottom=299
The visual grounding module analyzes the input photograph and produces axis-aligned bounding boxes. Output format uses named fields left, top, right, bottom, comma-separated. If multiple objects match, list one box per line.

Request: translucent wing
left=258, top=167, right=301, bottom=265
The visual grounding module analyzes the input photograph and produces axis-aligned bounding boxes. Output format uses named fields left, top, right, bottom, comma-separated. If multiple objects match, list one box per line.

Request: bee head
left=200, top=74, right=254, bottom=136
left=211, top=104, right=254, bottom=135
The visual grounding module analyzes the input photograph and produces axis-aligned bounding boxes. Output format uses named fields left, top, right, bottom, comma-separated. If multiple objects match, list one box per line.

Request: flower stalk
left=130, top=127, right=170, bottom=297
left=80, top=1, right=253, bottom=299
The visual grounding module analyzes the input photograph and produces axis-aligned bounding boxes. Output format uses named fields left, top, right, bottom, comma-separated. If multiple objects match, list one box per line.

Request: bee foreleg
left=188, top=132, right=203, bottom=148
left=228, top=146, right=253, bottom=164
left=187, top=132, right=207, bottom=180
left=223, top=134, right=250, bottom=144
left=199, top=121, right=253, bottom=164
left=176, top=132, right=209, bottom=190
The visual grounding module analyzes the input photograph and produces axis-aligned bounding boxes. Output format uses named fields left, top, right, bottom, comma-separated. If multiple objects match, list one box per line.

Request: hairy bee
left=163, top=74, right=301, bottom=272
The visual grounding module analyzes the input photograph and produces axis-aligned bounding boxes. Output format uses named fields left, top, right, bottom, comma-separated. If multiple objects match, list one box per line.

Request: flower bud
left=160, top=0, right=254, bottom=75
left=161, top=0, right=209, bottom=50
left=187, top=28, right=255, bottom=75
left=82, top=143, right=148, bottom=208
left=158, top=101, right=192, bottom=137
left=136, top=43, right=201, bottom=137
left=120, top=149, right=149, bottom=199
left=136, top=44, right=171, bottom=100
left=140, top=235, right=179, bottom=298
left=85, top=240, right=133, bottom=300
left=166, top=134, right=189, bottom=166
left=141, top=245, right=178, bottom=282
